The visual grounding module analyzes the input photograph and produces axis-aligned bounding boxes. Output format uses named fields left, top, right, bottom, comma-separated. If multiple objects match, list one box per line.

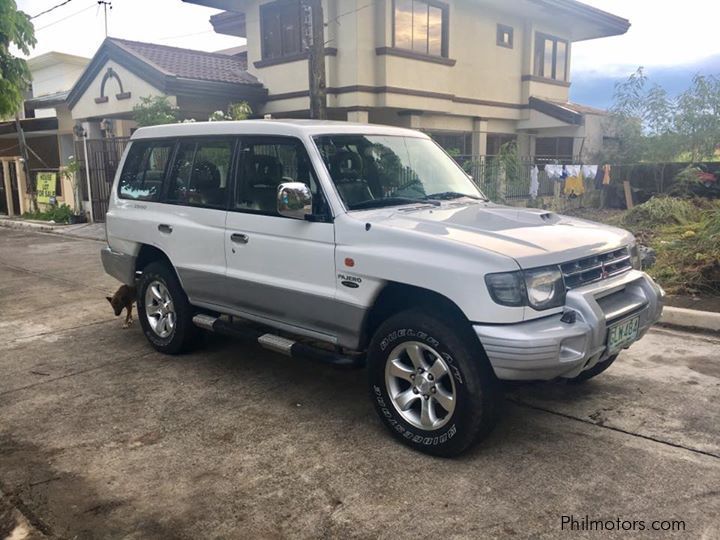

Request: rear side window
left=166, top=138, right=234, bottom=209
left=118, top=141, right=173, bottom=201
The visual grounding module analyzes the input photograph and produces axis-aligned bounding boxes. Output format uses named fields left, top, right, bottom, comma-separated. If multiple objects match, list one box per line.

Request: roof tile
left=109, top=38, right=258, bottom=86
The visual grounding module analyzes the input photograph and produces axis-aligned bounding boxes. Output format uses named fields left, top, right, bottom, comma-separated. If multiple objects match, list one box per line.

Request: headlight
left=524, top=266, right=566, bottom=310
left=485, top=271, right=525, bottom=307
left=485, top=267, right=565, bottom=310
left=629, top=242, right=642, bottom=270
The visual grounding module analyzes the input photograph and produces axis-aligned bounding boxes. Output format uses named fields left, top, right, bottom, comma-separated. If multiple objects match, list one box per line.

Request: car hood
left=358, top=201, right=634, bottom=268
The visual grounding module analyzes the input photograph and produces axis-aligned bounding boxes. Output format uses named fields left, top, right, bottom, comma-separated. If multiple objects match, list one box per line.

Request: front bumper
left=101, top=247, right=137, bottom=285
left=474, top=270, right=664, bottom=380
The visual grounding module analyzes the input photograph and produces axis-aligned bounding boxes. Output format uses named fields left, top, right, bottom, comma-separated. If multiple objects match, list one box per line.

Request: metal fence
left=452, top=156, right=720, bottom=209
left=455, top=155, right=573, bottom=202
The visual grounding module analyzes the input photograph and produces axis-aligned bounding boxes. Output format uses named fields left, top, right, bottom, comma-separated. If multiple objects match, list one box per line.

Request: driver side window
left=235, top=137, right=328, bottom=216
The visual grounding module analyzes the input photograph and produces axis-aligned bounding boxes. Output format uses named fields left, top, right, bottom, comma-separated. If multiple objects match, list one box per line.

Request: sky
left=15, top=0, right=720, bottom=80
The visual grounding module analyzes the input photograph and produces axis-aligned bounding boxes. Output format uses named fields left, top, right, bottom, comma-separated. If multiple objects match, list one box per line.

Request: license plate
left=607, top=316, right=640, bottom=354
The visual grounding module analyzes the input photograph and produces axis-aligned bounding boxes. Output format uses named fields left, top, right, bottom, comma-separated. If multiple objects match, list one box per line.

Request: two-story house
left=184, top=0, right=629, bottom=160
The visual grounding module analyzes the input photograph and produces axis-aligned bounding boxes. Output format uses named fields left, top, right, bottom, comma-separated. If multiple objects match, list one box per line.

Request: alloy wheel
left=384, top=341, right=456, bottom=430
left=144, top=280, right=176, bottom=339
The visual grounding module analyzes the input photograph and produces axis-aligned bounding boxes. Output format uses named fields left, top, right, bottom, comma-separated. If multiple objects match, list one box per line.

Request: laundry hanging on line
left=529, top=165, right=539, bottom=199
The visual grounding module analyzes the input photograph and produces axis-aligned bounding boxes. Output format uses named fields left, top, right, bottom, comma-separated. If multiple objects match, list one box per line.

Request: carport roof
left=67, top=37, right=266, bottom=109
left=528, top=97, right=608, bottom=125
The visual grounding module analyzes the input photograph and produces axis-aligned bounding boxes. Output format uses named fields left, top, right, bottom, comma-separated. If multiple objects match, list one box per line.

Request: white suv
left=102, top=120, right=663, bottom=456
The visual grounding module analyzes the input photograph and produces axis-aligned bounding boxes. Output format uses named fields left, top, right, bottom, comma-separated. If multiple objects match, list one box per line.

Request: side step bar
left=193, top=314, right=364, bottom=369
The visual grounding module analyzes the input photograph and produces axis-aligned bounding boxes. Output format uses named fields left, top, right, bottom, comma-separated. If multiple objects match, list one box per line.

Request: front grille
left=561, top=247, right=632, bottom=289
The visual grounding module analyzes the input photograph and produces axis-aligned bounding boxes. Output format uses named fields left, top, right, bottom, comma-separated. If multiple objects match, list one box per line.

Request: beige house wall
left=235, top=0, right=609, bottom=157
left=71, top=60, right=175, bottom=121
left=247, top=0, right=572, bottom=119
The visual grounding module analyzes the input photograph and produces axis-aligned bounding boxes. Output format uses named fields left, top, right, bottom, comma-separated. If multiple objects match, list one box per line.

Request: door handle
left=158, top=224, right=173, bottom=234
left=231, top=233, right=249, bottom=244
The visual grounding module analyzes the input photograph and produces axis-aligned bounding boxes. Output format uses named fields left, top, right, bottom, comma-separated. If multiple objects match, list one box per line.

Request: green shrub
left=22, top=204, right=75, bottom=224
left=622, top=196, right=699, bottom=228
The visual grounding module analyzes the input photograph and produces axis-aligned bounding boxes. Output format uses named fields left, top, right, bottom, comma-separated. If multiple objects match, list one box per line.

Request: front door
left=224, top=136, right=339, bottom=342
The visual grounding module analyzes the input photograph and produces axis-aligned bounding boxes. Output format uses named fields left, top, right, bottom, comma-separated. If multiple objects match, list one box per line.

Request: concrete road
left=0, top=228, right=718, bottom=539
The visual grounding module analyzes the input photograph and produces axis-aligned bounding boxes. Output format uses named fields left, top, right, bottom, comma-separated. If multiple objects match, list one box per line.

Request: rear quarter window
left=118, top=140, right=174, bottom=201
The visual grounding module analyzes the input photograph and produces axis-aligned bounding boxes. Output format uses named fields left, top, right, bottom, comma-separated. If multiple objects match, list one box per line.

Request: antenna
left=97, top=1, right=112, bottom=36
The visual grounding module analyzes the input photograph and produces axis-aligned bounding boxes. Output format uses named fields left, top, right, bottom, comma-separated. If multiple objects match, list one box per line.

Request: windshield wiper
left=348, top=197, right=440, bottom=210
left=426, top=191, right=483, bottom=201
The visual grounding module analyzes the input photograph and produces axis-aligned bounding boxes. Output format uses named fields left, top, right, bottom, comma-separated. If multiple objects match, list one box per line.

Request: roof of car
left=131, top=120, right=429, bottom=140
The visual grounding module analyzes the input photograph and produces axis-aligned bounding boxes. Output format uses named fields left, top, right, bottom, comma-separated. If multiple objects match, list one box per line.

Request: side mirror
left=277, top=182, right=312, bottom=220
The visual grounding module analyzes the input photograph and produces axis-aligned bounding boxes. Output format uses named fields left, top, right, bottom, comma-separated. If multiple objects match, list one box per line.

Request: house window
left=496, top=24, right=513, bottom=49
left=394, top=0, right=448, bottom=57
left=535, top=137, right=574, bottom=161
left=260, top=0, right=303, bottom=60
left=428, top=131, right=471, bottom=156
left=533, top=33, right=568, bottom=81
left=486, top=134, right=517, bottom=156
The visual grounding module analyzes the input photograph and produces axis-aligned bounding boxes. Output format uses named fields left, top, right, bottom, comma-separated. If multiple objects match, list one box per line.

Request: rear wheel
left=367, top=310, right=501, bottom=457
left=568, top=354, right=619, bottom=384
left=137, top=262, right=200, bottom=354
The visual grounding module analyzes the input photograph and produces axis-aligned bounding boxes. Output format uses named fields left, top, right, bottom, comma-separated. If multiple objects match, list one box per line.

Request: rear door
left=153, top=137, right=235, bottom=306
left=224, top=136, right=339, bottom=341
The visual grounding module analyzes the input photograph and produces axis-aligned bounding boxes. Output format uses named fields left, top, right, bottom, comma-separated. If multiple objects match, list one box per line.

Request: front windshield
left=313, top=134, right=485, bottom=210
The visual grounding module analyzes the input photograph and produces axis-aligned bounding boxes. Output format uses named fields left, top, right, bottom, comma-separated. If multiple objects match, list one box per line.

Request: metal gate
left=75, top=137, right=129, bottom=221
left=9, top=162, right=21, bottom=214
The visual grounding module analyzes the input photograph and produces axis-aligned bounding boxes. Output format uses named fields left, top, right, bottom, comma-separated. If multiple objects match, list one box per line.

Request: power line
left=35, top=3, right=96, bottom=32
left=156, top=30, right=215, bottom=41
left=30, top=0, right=74, bottom=19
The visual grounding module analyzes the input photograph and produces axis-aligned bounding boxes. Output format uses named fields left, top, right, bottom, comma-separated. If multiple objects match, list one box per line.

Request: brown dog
left=106, top=285, right=137, bottom=328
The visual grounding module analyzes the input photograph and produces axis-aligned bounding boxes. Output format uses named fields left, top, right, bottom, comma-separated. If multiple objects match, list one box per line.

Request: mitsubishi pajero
left=102, top=120, right=664, bottom=456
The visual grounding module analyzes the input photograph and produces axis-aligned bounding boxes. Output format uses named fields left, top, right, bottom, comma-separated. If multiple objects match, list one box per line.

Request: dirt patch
left=665, top=294, right=720, bottom=313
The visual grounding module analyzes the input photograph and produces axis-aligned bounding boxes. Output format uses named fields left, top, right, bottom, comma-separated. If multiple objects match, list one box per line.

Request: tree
left=0, top=0, right=35, bottom=118
left=132, top=96, right=178, bottom=126
left=675, top=74, right=720, bottom=162
left=604, top=68, right=720, bottom=165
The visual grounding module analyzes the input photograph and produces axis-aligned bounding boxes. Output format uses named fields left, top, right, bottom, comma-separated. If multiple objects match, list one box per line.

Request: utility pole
left=14, top=114, right=35, bottom=212
left=302, top=0, right=327, bottom=120
left=98, top=1, right=112, bottom=36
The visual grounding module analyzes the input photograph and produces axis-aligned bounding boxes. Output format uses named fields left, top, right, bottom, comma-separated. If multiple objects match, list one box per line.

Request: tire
left=568, top=354, right=619, bottom=384
left=367, top=310, right=501, bottom=457
left=137, top=261, right=200, bottom=355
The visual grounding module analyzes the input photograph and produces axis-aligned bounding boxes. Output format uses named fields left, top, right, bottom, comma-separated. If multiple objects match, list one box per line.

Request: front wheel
left=137, top=262, right=200, bottom=355
left=367, top=310, right=501, bottom=457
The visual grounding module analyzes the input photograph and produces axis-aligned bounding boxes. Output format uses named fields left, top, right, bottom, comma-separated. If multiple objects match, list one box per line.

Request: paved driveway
left=0, top=228, right=718, bottom=539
